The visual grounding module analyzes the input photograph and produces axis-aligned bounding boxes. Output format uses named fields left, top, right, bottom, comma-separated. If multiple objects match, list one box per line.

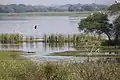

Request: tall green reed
left=0, top=34, right=23, bottom=44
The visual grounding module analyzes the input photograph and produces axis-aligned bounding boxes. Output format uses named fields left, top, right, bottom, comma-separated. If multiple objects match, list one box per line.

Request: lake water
left=0, top=16, right=83, bottom=37
left=0, top=16, right=119, bottom=62
left=0, top=16, right=82, bottom=61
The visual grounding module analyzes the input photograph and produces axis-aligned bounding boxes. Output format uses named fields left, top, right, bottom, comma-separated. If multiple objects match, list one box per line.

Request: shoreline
left=0, top=12, right=91, bottom=17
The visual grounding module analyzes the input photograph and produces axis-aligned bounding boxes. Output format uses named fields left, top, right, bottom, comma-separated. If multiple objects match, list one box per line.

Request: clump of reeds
left=0, top=34, right=23, bottom=44
left=43, top=34, right=66, bottom=43
left=43, top=34, right=103, bottom=43
left=23, top=36, right=34, bottom=42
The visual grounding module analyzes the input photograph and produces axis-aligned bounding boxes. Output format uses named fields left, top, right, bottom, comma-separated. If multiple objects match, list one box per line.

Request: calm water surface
left=0, top=16, right=81, bottom=61
left=0, top=16, right=82, bottom=37
left=0, top=16, right=119, bottom=62
left=0, top=16, right=80, bottom=52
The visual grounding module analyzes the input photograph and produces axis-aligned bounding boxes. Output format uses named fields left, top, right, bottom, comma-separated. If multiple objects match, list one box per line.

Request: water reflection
left=0, top=44, right=23, bottom=50
left=0, top=43, right=120, bottom=62
left=0, top=42, right=75, bottom=55
left=43, top=42, right=73, bottom=51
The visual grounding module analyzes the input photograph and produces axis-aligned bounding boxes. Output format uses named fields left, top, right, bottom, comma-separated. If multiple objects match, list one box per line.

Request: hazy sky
left=0, top=0, right=114, bottom=5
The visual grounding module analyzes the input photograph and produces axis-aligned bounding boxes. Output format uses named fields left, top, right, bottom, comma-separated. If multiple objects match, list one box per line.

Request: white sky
left=0, top=0, right=114, bottom=5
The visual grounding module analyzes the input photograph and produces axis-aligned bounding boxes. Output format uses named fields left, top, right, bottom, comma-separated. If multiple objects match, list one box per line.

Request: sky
left=0, top=0, right=114, bottom=5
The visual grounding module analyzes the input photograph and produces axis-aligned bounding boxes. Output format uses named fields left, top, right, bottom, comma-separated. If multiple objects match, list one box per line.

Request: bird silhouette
left=115, top=0, right=120, bottom=3
left=34, top=25, right=37, bottom=29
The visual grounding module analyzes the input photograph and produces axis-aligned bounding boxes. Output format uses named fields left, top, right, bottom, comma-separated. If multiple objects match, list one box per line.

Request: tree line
left=0, top=3, right=107, bottom=13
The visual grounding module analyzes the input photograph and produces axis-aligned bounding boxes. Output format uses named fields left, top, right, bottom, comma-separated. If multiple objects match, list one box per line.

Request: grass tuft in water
left=0, top=34, right=23, bottom=44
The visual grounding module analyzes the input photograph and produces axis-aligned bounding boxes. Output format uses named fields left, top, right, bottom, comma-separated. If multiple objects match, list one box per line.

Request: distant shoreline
left=0, top=12, right=93, bottom=17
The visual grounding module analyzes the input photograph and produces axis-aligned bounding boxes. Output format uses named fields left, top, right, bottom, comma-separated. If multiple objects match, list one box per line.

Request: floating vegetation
left=0, top=34, right=23, bottom=44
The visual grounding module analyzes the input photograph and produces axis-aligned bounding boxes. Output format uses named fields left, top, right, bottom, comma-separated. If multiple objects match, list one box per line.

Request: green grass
left=50, top=51, right=120, bottom=57
left=0, top=50, right=120, bottom=80
left=0, top=51, right=22, bottom=60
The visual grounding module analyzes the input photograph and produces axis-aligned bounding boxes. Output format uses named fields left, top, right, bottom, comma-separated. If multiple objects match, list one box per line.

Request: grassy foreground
left=0, top=51, right=120, bottom=80
left=0, top=51, right=22, bottom=60
left=0, top=61, right=120, bottom=80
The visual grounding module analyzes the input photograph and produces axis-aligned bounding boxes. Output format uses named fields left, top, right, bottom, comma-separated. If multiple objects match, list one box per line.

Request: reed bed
left=43, top=42, right=67, bottom=49
left=0, top=61, right=120, bottom=80
left=0, top=34, right=23, bottom=44
left=0, top=34, right=38, bottom=43
left=43, top=34, right=103, bottom=43
left=22, top=36, right=35, bottom=42
left=0, top=33, right=103, bottom=44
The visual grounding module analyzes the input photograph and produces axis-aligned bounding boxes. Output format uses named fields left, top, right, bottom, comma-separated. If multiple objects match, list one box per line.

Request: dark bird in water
left=34, top=25, right=37, bottom=29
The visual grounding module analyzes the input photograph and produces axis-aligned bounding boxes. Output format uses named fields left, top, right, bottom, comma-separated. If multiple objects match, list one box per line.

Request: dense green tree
left=108, top=3, right=120, bottom=14
left=79, top=3, right=120, bottom=45
left=114, top=15, right=120, bottom=42
left=79, top=12, right=112, bottom=41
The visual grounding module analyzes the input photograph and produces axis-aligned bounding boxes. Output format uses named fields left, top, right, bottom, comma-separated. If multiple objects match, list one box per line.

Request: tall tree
left=79, top=12, right=112, bottom=41
left=79, top=3, right=120, bottom=45
left=108, top=3, right=120, bottom=15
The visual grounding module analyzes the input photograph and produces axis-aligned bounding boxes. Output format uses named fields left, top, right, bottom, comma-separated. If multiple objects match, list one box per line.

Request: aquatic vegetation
left=0, top=34, right=23, bottom=44
left=23, top=36, right=35, bottom=42
left=43, top=34, right=103, bottom=43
